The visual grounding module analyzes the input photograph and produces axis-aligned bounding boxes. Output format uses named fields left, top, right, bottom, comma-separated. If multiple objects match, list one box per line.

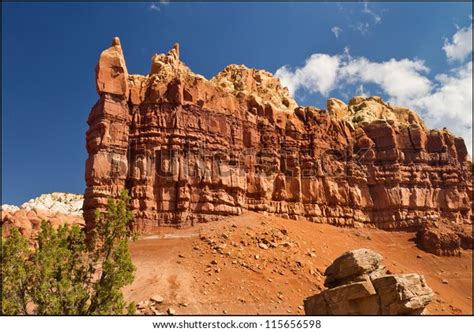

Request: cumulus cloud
left=275, top=21, right=473, bottom=153
left=275, top=53, right=431, bottom=104
left=275, top=51, right=472, bottom=153
left=340, top=57, right=432, bottom=105
left=275, top=54, right=341, bottom=96
left=331, top=26, right=342, bottom=38
left=443, top=24, right=473, bottom=62
left=412, top=61, right=472, bottom=154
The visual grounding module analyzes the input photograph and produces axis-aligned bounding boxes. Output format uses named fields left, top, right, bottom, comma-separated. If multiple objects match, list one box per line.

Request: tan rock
left=95, top=37, right=129, bottom=98
left=326, top=98, right=348, bottom=119
left=372, top=274, right=434, bottom=315
left=1, top=193, right=85, bottom=242
left=211, top=64, right=298, bottom=114
left=304, top=250, right=433, bottom=315
left=151, top=295, right=164, bottom=303
left=324, top=249, right=385, bottom=288
left=416, top=224, right=467, bottom=256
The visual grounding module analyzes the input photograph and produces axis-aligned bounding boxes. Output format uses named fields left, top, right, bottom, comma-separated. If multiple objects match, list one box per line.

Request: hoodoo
left=84, top=38, right=472, bottom=255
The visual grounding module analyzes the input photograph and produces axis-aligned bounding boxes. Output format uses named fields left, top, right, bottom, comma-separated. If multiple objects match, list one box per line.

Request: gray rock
left=304, top=280, right=379, bottom=315
left=304, top=249, right=433, bottom=316
left=372, top=273, right=434, bottom=315
left=324, top=249, right=385, bottom=288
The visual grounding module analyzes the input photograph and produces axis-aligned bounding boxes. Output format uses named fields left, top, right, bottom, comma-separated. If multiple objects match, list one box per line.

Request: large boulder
left=324, top=248, right=385, bottom=288
left=372, top=274, right=433, bottom=315
left=416, top=224, right=472, bottom=256
left=304, top=249, right=434, bottom=315
left=305, top=280, right=379, bottom=315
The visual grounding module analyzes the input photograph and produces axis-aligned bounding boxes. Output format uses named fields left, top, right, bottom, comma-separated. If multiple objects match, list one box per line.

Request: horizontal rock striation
left=84, top=38, right=472, bottom=245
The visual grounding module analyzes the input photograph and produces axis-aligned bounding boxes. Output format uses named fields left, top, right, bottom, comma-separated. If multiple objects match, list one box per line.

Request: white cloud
left=355, top=84, right=368, bottom=97
left=340, top=57, right=432, bottom=105
left=275, top=53, right=431, bottom=104
left=362, top=1, right=382, bottom=24
left=275, top=54, right=341, bottom=96
left=275, top=22, right=473, bottom=154
left=353, top=22, right=370, bottom=35
left=275, top=53, right=471, bottom=154
left=331, top=26, right=342, bottom=38
left=149, top=1, right=170, bottom=12
left=335, top=1, right=385, bottom=36
left=412, top=61, right=472, bottom=154
left=443, top=24, right=473, bottom=62
left=149, top=3, right=161, bottom=12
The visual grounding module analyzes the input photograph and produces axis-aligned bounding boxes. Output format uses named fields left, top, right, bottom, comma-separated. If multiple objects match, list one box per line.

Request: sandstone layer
left=84, top=38, right=472, bottom=254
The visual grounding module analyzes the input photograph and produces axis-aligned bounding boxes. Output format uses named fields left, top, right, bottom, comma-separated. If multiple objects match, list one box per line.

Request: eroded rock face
left=416, top=223, right=472, bottom=256
left=95, top=37, right=129, bottom=98
left=84, top=38, right=472, bottom=250
left=304, top=249, right=434, bottom=315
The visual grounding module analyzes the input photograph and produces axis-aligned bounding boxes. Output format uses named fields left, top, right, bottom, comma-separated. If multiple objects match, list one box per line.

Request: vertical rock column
left=83, top=37, right=130, bottom=231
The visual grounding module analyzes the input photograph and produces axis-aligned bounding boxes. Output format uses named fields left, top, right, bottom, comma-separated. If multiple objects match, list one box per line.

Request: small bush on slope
left=1, top=190, right=136, bottom=315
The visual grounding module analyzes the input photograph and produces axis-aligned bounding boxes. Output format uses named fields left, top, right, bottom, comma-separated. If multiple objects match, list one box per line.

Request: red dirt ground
left=123, top=212, right=472, bottom=315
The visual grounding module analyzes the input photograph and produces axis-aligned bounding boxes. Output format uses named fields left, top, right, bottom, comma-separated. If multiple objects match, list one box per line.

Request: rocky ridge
left=84, top=37, right=472, bottom=255
left=2, top=192, right=83, bottom=216
left=1, top=193, right=84, bottom=239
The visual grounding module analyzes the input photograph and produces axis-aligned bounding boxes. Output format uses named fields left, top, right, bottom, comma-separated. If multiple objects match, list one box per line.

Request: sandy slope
left=123, top=212, right=472, bottom=315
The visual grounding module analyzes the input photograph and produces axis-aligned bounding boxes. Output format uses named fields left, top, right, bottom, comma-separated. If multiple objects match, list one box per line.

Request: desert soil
left=123, top=212, right=472, bottom=315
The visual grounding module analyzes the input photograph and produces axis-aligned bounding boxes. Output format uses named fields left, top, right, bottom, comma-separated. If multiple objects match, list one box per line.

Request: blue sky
left=2, top=2, right=472, bottom=205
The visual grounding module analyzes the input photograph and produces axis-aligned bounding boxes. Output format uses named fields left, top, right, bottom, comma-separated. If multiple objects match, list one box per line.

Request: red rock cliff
left=84, top=38, right=472, bottom=252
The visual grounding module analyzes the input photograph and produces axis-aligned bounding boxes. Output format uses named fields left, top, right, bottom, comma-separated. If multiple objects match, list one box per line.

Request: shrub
left=1, top=189, right=136, bottom=315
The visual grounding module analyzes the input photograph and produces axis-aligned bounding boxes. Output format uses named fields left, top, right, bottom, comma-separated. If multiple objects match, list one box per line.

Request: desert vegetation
left=1, top=190, right=136, bottom=315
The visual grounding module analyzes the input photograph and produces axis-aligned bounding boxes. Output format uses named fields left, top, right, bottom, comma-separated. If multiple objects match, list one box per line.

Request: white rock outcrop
left=19, top=193, right=84, bottom=216
left=2, top=192, right=84, bottom=216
